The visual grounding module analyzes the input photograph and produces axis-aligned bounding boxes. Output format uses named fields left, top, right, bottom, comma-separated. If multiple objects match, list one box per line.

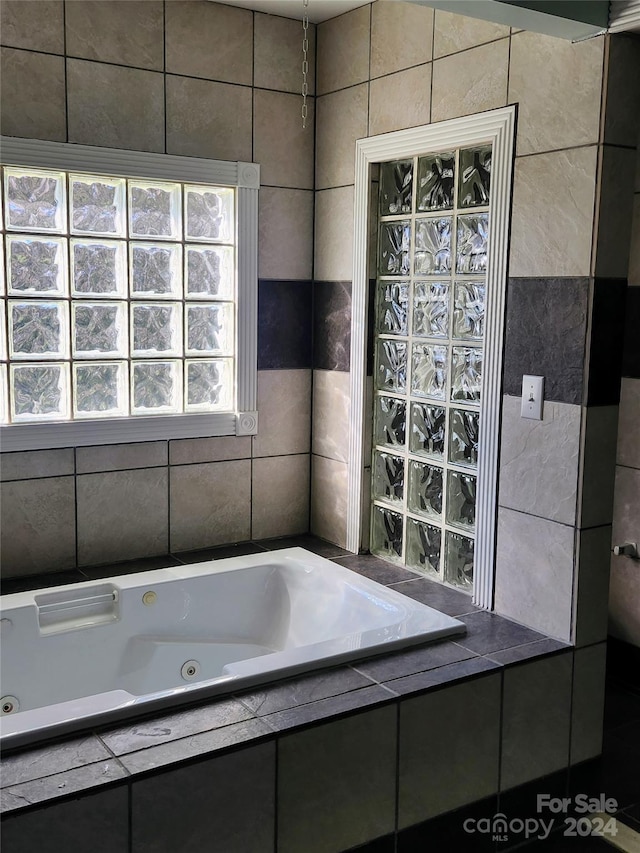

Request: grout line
left=62, top=1, right=69, bottom=143
left=515, top=142, right=599, bottom=160
left=163, top=0, right=167, bottom=155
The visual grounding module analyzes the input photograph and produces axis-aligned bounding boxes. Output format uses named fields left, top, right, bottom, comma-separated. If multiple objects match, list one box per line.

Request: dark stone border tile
left=262, top=685, right=396, bottom=732
left=398, top=795, right=498, bottom=852
left=79, top=553, right=181, bottom=579
left=486, top=639, right=570, bottom=666
left=389, top=577, right=479, bottom=617
left=333, top=554, right=419, bottom=585
left=258, top=279, right=312, bottom=369
left=174, top=542, right=267, bottom=564
left=457, top=611, right=546, bottom=655
left=0, top=569, right=88, bottom=596
left=313, top=280, right=352, bottom=371
left=384, top=657, right=500, bottom=696
left=587, top=278, right=627, bottom=404
left=0, top=735, right=111, bottom=789
left=622, top=285, right=640, bottom=379
left=352, top=640, right=477, bottom=683
left=257, top=533, right=348, bottom=557
left=0, top=762, right=128, bottom=814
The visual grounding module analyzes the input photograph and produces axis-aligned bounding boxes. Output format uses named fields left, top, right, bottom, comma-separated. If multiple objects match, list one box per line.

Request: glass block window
left=371, top=145, right=491, bottom=594
left=0, top=166, right=236, bottom=423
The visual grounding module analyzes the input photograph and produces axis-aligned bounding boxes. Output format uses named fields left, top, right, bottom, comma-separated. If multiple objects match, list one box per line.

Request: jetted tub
left=0, top=548, right=466, bottom=749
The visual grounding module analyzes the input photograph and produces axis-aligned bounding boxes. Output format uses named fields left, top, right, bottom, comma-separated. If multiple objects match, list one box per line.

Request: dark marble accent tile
left=503, top=278, right=589, bottom=405
left=262, top=685, right=396, bottom=732
left=367, top=277, right=375, bottom=377
left=119, top=717, right=272, bottom=776
left=313, top=280, right=352, bottom=371
left=0, top=569, right=87, bottom=595
left=587, top=278, right=627, bottom=404
left=347, top=834, right=396, bottom=853
left=622, top=285, right=640, bottom=379
left=0, top=735, right=111, bottom=788
left=486, top=639, right=570, bottom=666
left=333, top=553, right=418, bottom=585
left=256, top=533, right=348, bottom=557
left=398, top=795, right=498, bottom=853
left=497, top=770, right=568, bottom=850
left=384, top=657, right=500, bottom=697
left=0, top=762, right=128, bottom=814
left=173, top=541, right=267, bottom=564
left=99, top=697, right=254, bottom=756
left=79, top=553, right=181, bottom=580
left=389, top=577, right=480, bottom=616
left=236, top=666, right=375, bottom=716
left=257, top=279, right=312, bottom=370
left=352, top=640, right=477, bottom=683
left=603, top=683, right=640, bottom=731
left=456, top=611, right=546, bottom=655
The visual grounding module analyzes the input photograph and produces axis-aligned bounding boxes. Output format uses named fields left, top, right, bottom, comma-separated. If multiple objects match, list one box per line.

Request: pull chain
left=301, top=0, right=309, bottom=129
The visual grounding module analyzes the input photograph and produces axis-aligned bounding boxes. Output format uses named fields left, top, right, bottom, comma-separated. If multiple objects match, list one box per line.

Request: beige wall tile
left=433, top=9, right=509, bottom=58
left=317, top=4, right=370, bottom=95
left=579, top=406, right=619, bottom=528
left=76, top=442, right=167, bottom=474
left=509, top=31, right=603, bottom=156
left=431, top=39, right=508, bottom=124
left=571, top=643, right=607, bottom=764
left=499, top=396, right=581, bottom=526
left=495, top=507, right=574, bottom=642
left=251, top=454, right=310, bottom=540
left=1, top=477, right=75, bottom=576
left=369, top=63, right=431, bottom=138
left=312, top=369, right=351, bottom=463
left=316, top=84, right=368, bottom=189
left=310, top=454, right=348, bottom=547
left=252, top=370, right=311, bottom=458
left=604, top=34, right=640, bottom=148
left=609, top=542, right=640, bottom=646
left=258, top=187, right=314, bottom=280
left=1, top=48, right=66, bottom=142
left=169, top=436, right=251, bottom=466
left=65, top=0, right=164, bottom=70
left=314, top=186, right=354, bottom=281
left=371, top=1, right=433, bottom=79
left=165, top=1, right=252, bottom=85
left=574, top=526, right=612, bottom=648
left=254, top=90, right=314, bottom=189
left=77, top=468, right=168, bottom=565
left=67, top=59, right=163, bottom=153
left=617, top=378, right=640, bottom=468
left=254, top=12, right=316, bottom=94
left=509, top=146, right=598, bottom=277
left=0, top=0, right=63, bottom=53
left=0, top=449, right=74, bottom=482
left=166, top=76, right=252, bottom=162
left=170, top=460, right=251, bottom=552
left=628, top=194, right=640, bottom=286
left=595, top=146, right=637, bottom=278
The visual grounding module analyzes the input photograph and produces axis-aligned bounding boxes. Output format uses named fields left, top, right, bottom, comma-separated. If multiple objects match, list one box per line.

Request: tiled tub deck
left=0, top=537, right=606, bottom=853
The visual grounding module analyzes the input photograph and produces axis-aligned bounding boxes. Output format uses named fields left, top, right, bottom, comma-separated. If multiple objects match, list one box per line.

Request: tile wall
left=0, top=0, right=316, bottom=576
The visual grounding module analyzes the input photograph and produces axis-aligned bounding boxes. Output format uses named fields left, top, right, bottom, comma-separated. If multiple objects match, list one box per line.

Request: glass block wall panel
left=10, top=363, right=70, bottom=421
left=377, top=281, right=408, bottom=335
left=378, top=221, right=411, bottom=275
left=406, top=518, right=441, bottom=576
left=6, top=236, right=67, bottom=296
left=371, top=504, right=404, bottom=562
left=73, top=302, right=127, bottom=358
left=130, top=243, right=182, bottom=298
left=185, top=245, right=235, bottom=300
left=446, top=470, right=476, bottom=530
left=456, top=214, right=489, bottom=275
left=408, top=460, right=443, bottom=520
left=185, top=303, right=234, bottom=356
left=73, top=361, right=127, bottom=418
left=71, top=239, right=127, bottom=297
left=451, top=346, right=483, bottom=402
left=414, top=217, right=451, bottom=275
left=375, top=395, right=406, bottom=448
left=459, top=145, right=491, bottom=208
left=417, top=153, right=455, bottom=211
left=131, top=360, right=181, bottom=414
left=413, top=282, right=449, bottom=338
left=9, top=301, right=68, bottom=359
left=449, top=409, right=479, bottom=468
left=376, top=339, right=407, bottom=393
left=411, top=343, right=447, bottom=400
left=4, top=168, right=66, bottom=233
left=444, top=531, right=474, bottom=589
left=70, top=175, right=125, bottom=237
left=373, top=450, right=405, bottom=504
left=128, top=181, right=181, bottom=240
left=131, top=303, right=182, bottom=357
left=185, top=186, right=234, bottom=243
left=379, top=160, right=413, bottom=215
left=410, top=403, right=445, bottom=458
left=453, top=281, right=485, bottom=339
left=185, top=358, right=232, bottom=412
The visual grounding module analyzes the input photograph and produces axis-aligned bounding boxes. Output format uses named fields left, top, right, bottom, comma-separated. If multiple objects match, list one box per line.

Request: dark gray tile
left=389, top=577, right=479, bottom=616
left=236, top=667, right=375, bottom=716
left=131, top=742, right=275, bottom=853
left=258, top=279, right=312, bottom=369
left=384, top=657, right=500, bottom=696
left=314, top=280, right=352, bottom=371
left=497, top=769, right=568, bottom=850
left=587, top=278, right=627, bottom=404
left=486, top=638, right=570, bottom=666
left=0, top=735, right=111, bottom=788
left=456, top=611, right=546, bottom=655
left=347, top=835, right=395, bottom=853
left=99, top=698, right=254, bottom=756
left=257, top=533, right=348, bottom=557
left=174, top=541, right=267, bottom=564
left=603, top=683, right=640, bottom=731
left=503, top=277, right=589, bottom=404
left=79, top=553, right=181, bottom=580
left=1, top=761, right=128, bottom=813
left=334, top=553, right=418, bottom=585
left=398, top=796, right=498, bottom=852
left=622, top=285, right=640, bottom=379
left=352, top=640, right=477, bottom=683
left=0, top=569, right=87, bottom=595
left=262, top=685, right=395, bottom=732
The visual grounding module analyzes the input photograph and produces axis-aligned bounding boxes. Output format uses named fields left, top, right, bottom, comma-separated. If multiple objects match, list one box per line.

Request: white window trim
left=347, top=106, right=516, bottom=610
left=0, top=136, right=259, bottom=451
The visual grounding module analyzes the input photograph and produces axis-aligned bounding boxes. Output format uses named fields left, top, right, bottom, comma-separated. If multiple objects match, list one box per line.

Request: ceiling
left=217, top=0, right=372, bottom=22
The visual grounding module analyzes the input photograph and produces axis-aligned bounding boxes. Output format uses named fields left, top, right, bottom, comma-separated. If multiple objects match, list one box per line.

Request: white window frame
left=0, top=136, right=259, bottom=451
left=347, top=107, right=516, bottom=609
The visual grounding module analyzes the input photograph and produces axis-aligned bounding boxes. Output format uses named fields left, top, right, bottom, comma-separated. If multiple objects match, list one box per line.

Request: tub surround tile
left=498, top=770, right=568, bottom=842
left=313, top=281, right=352, bottom=372
left=580, top=406, right=619, bottom=529
left=316, top=4, right=370, bottom=95
left=0, top=736, right=111, bottom=789
left=622, top=286, right=640, bottom=379
left=169, top=436, right=251, bottom=466
left=257, top=280, right=312, bottom=370
left=486, top=638, right=570, bottom=666
left=0, top=0, right=63, bottom=53
left=253, top=90, right=314, bottom=189
left=1, top=569, right=87, bottom=595
left=252, top=370, right=311, bottom=458
left=258, top=533, right=348, bottom=558
left=314, top=186, right=355, bottom=282
left=316, top=84, right=368, bottom=189
left=370, top=0, right=433, bottom=78
left=258, top=187, right=314, bottom=281
left=603, top=35, right=640, bottom=147
left=571, top=643, right=607, bottom=765
left=431, top=39, right=508, bottom=124
left=368, top=64, right=431, bottom=137
left=264, top=685, right=395, bottom=733
left=251, top=454, right=310, bottom=540
left=353, top=640, right=476, bottom=684
left=457, top=610, right=547, bottom=655
left=398, top=796, right=498, bottom=853
left=77, top=468, right=168, bottom=566
left=617, top=378, right=640, bottom=467
left=312, top=369, right=351, bottom=462
left=174, top=542, right=267, bottom=564
left=0, top=477, right=75, bottom=577
left=388, top=578, right=479, bottom=617
left=0, top=449, right=74, bottom=482
left=386, top=657, right=500, bottom=697
left=335, top=554, right=418, bottom=585
left=596, top=150, right=637, bottom=279
left=254, top=12, right=316, bottom=94
left=76, top=442, right=168, bottom=475
left=433, top=9, right=509, bottom=57
left=80, top=553, right=181, bottom=579
left=502, top=277, right=589, bottom=404
left=0, top=48, right=66, bottom=142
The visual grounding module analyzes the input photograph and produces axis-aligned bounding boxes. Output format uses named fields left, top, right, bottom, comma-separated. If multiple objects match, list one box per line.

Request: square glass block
left=446, top=470, right=476, bottom=531
left=9, top=301, right=68, bottom=360
left=6, top=235, right=68, bottom=296
left=411, top=343, right=447, bottom=400
left=453, top=282, right=485, bottom=340
left=185, top=186, right=234, bottom=243
left=0, top=366, right=7, bottom=424
left=409, top=402, right=445, bottom=459
left=131, top=360, right=181, bottom=414
left=129, top=181, right=181, bottom=240
left=376, top=339, right=407, bottom=393
left=185, top=358, right=233, bottom=412
left=379, top=160, right=413, bottom=215
left=449, top=408, right=479, bottom=468
left=71, top=239, right=127, bottom=298
left=456, top=214, right=489, bottom=275
left=417, top=152, right=455, bottom=211
left=375, top=395, right=406, bottom=448
left=73, top=361, right=128, bottom=418
left=130, top=242, right=182, bottom=298
left=451, top=346, right=483, bottom=403
left=459, top=145, right=491, bottom=208
left=408, top=459, right=443, bottom=519
left=10, top=362, right=70, bottom=422
left=373, top=450, right=404, bottom=504
left=414, top=217, right=451, bottom=275
left=377, top=281, right=408, bottom=335
left=185, top=245, right=234, bottom=300
left=406, top=518, right=441, bottom=577
left=70, top=174, right=126, bottom=237
left=444, top=531, right=474, bottom=590
left=378, top=221, right=411, bottom=276
left=0, top=302, right=6, bottom=361
left=131, top=302, right=182, bottom=357
left=371, top=504, right=404, bottom=562
left=185, top=303, right=234, bottom=356
left=4, top=168, right=66, bottom=233
left=413, top=282, right=449, bottom=338
left=72, top=302, right=127, bottom=358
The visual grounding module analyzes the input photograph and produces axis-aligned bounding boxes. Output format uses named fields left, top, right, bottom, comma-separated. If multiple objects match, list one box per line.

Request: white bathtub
left=0, top=548, right=465, bottom=748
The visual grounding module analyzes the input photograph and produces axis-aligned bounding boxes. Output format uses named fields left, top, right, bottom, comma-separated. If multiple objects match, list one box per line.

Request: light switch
left=521, top=375, right=544, bottom=420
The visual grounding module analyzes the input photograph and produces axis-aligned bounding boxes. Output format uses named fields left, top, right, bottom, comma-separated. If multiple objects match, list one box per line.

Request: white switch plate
left=521, top=375, right=544, bottom=420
